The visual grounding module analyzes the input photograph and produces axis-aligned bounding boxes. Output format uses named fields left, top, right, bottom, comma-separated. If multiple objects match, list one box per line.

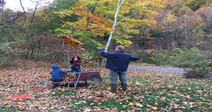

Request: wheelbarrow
left=39, top=71, right=102, bottom=89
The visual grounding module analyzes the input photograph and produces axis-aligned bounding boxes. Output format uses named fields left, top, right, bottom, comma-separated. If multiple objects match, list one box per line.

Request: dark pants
left=110, top=70, right=127, bottom=84
left=51, top=80, right=62, bottom=89
left=71, top=68, right=82, bottom=73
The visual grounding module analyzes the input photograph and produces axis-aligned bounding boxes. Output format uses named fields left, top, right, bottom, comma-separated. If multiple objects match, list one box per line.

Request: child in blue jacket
left=50, top=65, right=70, bottom=89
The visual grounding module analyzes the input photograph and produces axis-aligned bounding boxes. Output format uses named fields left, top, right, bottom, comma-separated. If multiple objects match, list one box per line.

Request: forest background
left=0, top=0, right=212, bottom=111
left=0, top=0, right=212, bottom=74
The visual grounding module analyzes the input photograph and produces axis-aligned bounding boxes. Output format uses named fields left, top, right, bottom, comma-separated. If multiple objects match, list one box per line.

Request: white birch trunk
left=105, top=0, right=124, bottom=52
left=105, top=0, right=143, bottom=52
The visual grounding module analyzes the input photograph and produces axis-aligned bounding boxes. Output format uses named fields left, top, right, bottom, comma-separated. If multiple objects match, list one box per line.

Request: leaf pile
left=0, top=62, right=211, bottom=111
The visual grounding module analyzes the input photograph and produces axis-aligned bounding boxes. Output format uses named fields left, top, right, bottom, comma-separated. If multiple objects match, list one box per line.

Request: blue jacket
left=50, top=65, right=69, bottom=80
left=99, top=48, right=137, bottom=71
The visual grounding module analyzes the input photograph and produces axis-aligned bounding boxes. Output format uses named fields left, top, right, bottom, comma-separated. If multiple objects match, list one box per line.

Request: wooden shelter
left=62, top=35, right=84, bottom=47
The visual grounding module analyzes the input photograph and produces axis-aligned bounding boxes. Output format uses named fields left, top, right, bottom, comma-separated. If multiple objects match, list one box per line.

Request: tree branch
left=19, top=0, right=27, bottom=21
left=116, top=8, right=145, bottom=26
left=0, top=13, right=24, bottom=26
left=119, top=0, right=125, bottom=8
left=26, top=1, right=39, bottom=38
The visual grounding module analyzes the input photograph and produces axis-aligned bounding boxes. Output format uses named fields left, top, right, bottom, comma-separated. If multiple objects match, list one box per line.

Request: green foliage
left=140, top=47, right=212, bottom=74
left=0, top=107, right=16, bottom=112
left=0, top=23, right=16, bottom=42
left=150, top=29, right=173, bottom=37
left=191, top=24, right=206, bottom=44
left=186, top=0, right=211, bottom=11
left=49, top=0, right=76, bottom=11
left=0, top=57, right=17, bottom=67
left=0, top=42, right=20, bottom=56
left=0, top=42, right=20, bottom=66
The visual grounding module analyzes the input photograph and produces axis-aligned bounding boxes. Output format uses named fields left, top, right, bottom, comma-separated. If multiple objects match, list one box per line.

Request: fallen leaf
left=135, top=103, right=143, bottom=107
left=90, top=103, right=95, bottom=106
left=94, top=97, right=102, bottom=101
left=196, top=90, right=203, bottom=93
left=151, top=106, right=158, bottom=110
left=0, top=75, right=4, bottom=78
left=134, top=96, right=139, bottom=100
left=183, top=102, right=188, bottom=105
left=129, top=102, right=134, bottom=106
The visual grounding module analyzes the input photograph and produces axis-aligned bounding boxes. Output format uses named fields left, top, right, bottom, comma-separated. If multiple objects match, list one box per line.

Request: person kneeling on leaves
left=50, top=65, right=70, bottom=89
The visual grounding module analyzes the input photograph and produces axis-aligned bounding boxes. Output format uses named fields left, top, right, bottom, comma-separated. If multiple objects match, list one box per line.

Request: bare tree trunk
left=26, top=1, right=39, bottom=38
left=25, top=48, right=30, bottom=59
left=184, top=12, right=190, bottom=47
left=30, top=48, right=34, bottom=59
left=1, top=1, right=4, bottom=22
left=19, top=0, right=27, bottom=21
left=171, top=34, right=175, bottom=49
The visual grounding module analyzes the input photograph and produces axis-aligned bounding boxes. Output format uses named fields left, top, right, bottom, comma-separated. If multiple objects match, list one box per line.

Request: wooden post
left=67, top=46, right=71, bottom=70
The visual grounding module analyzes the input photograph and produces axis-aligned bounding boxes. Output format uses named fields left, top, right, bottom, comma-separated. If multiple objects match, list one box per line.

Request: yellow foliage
left=57, top=0, right=166, bottom=45
left=165, top=12, right=177, bottom=24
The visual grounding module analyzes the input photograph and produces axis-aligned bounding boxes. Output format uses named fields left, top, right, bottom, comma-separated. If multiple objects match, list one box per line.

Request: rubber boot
left=111, top=84, right=117, bottom=93
left=121, top=83, right=127, bottom=92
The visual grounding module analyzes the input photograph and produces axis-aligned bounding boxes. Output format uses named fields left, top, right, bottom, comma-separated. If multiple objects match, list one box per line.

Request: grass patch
left=48, top=90, right=77, bottom=97
left=63, top=74, right=212, bottom=111
left=0, top=107, right=16, bottom=112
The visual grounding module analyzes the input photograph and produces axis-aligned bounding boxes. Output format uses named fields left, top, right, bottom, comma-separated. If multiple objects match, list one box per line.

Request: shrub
left=0, top=42, right=21, bottom=58
left=0, top=57, right=17, bottom=67
left=184, top=69, right=208, bottom=78
left=0, top=42, right=20, bottom=66
left=139, top=47, right=212, bottom=78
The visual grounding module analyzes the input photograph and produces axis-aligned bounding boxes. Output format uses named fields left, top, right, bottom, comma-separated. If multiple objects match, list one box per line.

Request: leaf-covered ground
left=0, top=61, right=211, bottom=111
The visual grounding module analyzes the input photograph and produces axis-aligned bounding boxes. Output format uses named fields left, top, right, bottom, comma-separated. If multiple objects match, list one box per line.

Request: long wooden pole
left=67, top=46, right=71, bottom=70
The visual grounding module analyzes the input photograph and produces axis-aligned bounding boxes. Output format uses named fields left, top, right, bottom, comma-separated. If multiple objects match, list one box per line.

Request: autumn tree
left=177, top=7, right=206, bottom=48
left=195, top=7, right=212, bottom=33
left=56, top=1, right=111, bottom=47
left=195, top=7, right=212, bottom=50
left=56, top=0, right=166, bottom=51
left=149, top=0, right=209, bottom=49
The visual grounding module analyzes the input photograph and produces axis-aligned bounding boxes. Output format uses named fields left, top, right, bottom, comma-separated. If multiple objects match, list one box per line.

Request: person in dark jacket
left=50, top=65, right=70, bottom=89
left=98, top=45, right=138, bottom=93
left=70, top=55, right=82, bottom=73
